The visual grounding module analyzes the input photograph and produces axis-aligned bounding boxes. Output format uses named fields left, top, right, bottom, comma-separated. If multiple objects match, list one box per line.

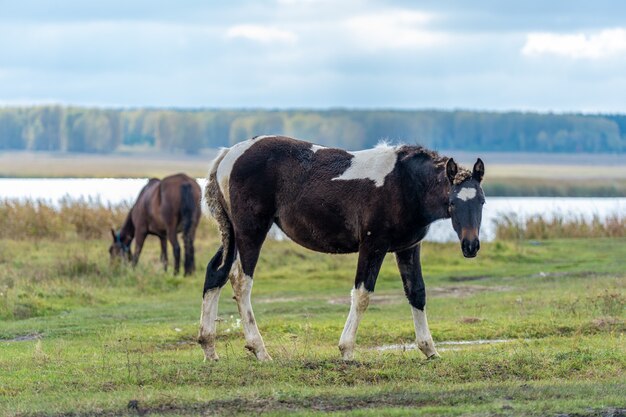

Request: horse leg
left=338, top=244, right=387, bottom=360
left=166, top=225, right=181, bottom=275
left=132, top=230, right=147, bottom=268
left=183, top=226, right=197, bottom=276
left=159, top=235, right=168, bottom=272
left=231, top=227, right=272, bottom=361
left=199, top=284, right=223, bottom=361
left=395, top=244, right=439, bottom=359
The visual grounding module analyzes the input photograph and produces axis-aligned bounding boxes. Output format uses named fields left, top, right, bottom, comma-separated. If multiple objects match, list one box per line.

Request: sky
left=1, top=0, right=626, bottom=112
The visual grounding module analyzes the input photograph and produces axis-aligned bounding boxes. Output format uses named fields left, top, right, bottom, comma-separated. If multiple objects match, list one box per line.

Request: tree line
left=1, top=106, right=625, bottom=154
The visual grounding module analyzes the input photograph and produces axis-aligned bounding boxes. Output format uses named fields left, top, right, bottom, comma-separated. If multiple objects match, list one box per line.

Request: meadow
left=0, top=202, right=624, bottom=416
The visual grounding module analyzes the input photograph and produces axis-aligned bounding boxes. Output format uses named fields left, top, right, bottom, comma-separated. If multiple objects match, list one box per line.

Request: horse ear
left=110, top=228, right=116, bottom=241
left=473, top=158, right=485, bottom=183
left=446, top=158, right=458, bottom=184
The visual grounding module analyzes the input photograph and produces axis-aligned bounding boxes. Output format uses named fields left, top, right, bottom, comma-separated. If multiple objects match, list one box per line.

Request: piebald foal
left=198, top=135, right=485, bottom=361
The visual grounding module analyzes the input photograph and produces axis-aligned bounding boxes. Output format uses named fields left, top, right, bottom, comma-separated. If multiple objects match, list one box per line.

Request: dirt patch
left=590, top=317, right=624, bottom=329
left=0, top=332, right=42, bottom=343
left=428, top=285, right=513, bottom=298
left=27, top=392, right=626, bottom=417
left=327, top=294, right=404, bottom=305
left=375, top=338, right=520, bottom=352
left=259, top=285, right=513, bottom=306
left=448, top=275, right=491, bottom=282
left=257, top=296, right=306, bottom=304
left=459, top=316, right=483, bottom=324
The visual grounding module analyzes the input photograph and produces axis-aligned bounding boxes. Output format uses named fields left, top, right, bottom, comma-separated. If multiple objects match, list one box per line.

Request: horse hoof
left=256, top=351, right=273, bottom=361
left=202, top=351, right=219, bottom=361
left=245, top=344, right=272, bottom=361
left=340, top=350, right=355, bottom=361
left=339, top=346, right=355, bottom=361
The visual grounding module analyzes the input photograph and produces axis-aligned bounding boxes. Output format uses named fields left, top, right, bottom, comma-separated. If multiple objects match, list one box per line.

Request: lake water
left=1, top=178, right=625, bottom=243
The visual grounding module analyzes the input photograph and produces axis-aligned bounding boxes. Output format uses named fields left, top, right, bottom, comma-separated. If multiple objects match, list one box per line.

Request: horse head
left=445, top=158, right=485, bottom=258
left=109, top=228, right=132, bottom=262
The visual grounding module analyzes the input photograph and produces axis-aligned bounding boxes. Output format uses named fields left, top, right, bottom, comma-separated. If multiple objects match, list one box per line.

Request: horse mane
left=119, top=209, right=135, bottom=241
left=398, top=144, right=472, bottom=185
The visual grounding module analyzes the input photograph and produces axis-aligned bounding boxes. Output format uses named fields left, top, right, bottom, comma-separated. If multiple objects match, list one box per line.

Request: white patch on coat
left=230, top=261, right=271, bottom=361
left=311, top=144, right=325, bottom=153
left=411, top=307, right=439, bottom=358
left=216, top=136, right=272, bottom=210
left=332, top=143, right=398, bottom=187
left=198, top=287, right=222, bottom=360
left=457, top=187, right=477, bottom=201
left=338, top=284, right=371, bottom=360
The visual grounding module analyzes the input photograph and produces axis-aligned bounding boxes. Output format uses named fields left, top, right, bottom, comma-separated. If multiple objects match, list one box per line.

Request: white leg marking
left=338, top=285, right=371, bottom=360
left=411, top=307, right=439, bottom=358
left=198, top=287, right=222, bottom=361
left=332, top=143, right=398, bottom=187
left=231, top=263, right=271, bottom=361
left=457, top=187, right=477, bottom=201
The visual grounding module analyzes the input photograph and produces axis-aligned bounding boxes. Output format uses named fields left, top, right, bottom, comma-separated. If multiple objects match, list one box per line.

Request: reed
left=3, top=198, right=624, bottom=241
left=0, top=198, right=217, bottom=240
left=494, top=213, right=626, bottom=240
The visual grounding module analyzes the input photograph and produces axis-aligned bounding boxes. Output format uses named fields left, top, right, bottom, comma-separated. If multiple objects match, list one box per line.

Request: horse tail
left=203, top=148, right=237, bottom=296
left=180, top=183, right=195, bottom=239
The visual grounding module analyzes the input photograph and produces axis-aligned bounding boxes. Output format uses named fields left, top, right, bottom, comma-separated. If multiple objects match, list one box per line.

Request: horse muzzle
left=461, top=237, right=480, bottom=258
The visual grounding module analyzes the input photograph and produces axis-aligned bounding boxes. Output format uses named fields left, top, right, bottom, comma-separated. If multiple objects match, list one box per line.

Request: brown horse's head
left=446, top=158, right=485, bottom=258
left=109, top=228, right=131, bottom=262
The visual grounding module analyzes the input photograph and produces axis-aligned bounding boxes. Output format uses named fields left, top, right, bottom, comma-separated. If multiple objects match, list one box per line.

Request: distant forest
left=1, top=106, right=625, bottom=154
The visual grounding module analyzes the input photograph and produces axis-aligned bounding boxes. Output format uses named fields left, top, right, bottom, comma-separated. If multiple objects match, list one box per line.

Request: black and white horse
left=198, top=135, right=485, bottom=361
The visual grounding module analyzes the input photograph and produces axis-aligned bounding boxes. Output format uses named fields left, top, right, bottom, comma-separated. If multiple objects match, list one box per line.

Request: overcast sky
left=1, top=0, right=626, bottom=112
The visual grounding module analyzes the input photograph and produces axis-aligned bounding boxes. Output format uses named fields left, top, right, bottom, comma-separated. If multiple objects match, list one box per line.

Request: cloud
left=344, top=10, right=448, bottom=50
left=226, top=24, right=298, bottom=44
left=522, top=28, right=626, bottom=59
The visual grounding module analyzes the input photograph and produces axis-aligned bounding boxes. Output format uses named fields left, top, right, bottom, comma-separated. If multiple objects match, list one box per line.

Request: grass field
left=1, top=229, right=624, bottom=416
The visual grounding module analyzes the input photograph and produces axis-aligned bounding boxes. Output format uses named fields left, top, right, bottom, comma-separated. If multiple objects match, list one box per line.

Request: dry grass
left=0, top=198, right=218, bottom=241
left=0, top=198, right=128, bottom=240
left=494, top=213, right=626, bottom=240
left=3, top=198, right=625, bottom=242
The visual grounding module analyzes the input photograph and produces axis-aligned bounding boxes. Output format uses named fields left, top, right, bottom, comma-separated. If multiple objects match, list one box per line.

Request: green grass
left=1, top=236, right=625, bottom=416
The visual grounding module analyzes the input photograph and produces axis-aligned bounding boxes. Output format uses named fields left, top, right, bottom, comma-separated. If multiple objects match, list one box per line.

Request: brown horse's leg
left=132, top=230, right=148, bottom=268
left=166, top=225, right=181, bottom=275
left=159, top=235, right=168, bottom=272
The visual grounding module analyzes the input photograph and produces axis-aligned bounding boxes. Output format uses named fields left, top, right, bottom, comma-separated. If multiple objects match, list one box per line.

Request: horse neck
left=119, top=211, right=135, bottom=243
left=408, top=165, right=450, bottom=224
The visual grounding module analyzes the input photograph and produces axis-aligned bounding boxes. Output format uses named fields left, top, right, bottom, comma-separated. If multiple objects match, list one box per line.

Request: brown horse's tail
left=203, top=149, right=237, bottom=296
left=180, top=183, right=196, bottom=239
left=180, top=182, right=197, bottom=274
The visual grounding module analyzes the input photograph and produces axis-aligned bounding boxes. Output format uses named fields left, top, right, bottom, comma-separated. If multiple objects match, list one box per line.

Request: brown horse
left=110, top=173, right=201, bottom=275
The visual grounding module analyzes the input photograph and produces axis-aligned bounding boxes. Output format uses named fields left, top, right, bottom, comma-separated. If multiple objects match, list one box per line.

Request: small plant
left=589, top=290, right=626, bottom=317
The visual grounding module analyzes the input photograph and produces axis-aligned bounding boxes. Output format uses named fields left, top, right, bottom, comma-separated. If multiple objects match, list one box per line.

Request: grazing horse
left=198, top=135, right=485, bottom=361
left=109, top=173, right=202, bottom=276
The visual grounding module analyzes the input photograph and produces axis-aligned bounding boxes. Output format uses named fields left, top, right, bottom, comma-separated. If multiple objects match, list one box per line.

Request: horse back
left=221, top=136, right=432, bottom=253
